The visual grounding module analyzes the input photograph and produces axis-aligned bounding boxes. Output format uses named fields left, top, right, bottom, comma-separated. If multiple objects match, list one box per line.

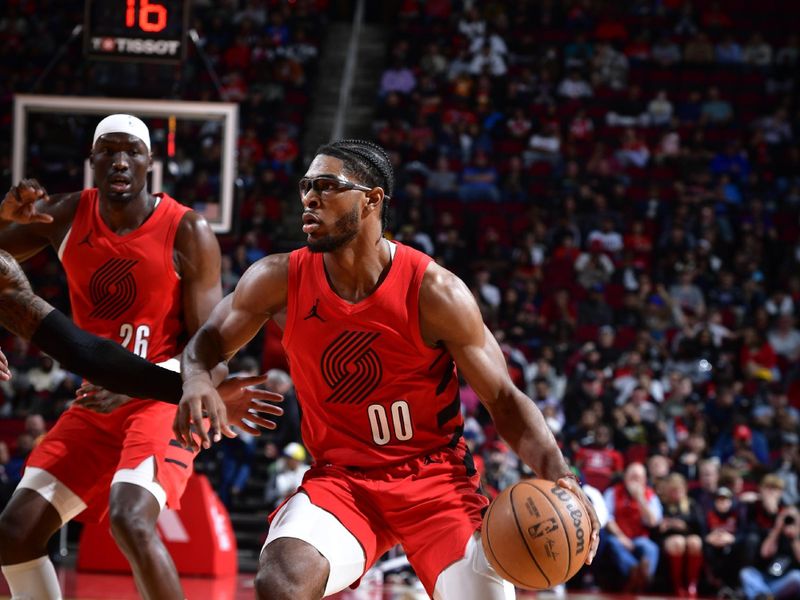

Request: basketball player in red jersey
left=176, top=139, right=601, bottom=599
left=0, top=115, right=222, bottom=600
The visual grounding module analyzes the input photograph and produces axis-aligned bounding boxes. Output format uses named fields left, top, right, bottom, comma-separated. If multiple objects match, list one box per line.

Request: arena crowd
left=1, top=1, right=799, bottom=598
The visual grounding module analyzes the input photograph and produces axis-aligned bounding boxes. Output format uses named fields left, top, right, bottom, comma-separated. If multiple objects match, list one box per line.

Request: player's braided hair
left=315, top=139, right=394, bottom=231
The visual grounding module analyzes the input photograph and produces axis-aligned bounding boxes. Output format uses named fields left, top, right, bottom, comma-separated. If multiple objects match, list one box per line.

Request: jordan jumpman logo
left=304, top=298, right=325, bottom=322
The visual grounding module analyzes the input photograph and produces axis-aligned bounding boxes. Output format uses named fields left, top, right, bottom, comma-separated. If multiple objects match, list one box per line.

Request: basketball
left=481, top=479, right=591, bottom=590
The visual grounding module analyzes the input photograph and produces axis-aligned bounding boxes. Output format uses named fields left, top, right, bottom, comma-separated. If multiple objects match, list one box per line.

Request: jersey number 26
left=120, top=323, right=150, bottom=358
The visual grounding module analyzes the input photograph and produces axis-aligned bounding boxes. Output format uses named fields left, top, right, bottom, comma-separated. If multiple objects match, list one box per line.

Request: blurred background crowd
left=1, top=0, right=800, bottom=598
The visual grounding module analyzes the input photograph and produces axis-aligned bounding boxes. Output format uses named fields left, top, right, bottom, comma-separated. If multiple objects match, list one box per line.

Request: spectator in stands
left=264, top=442, right=309, bottom=510
left=564, top=32, right=594, bottom=69
left=773, top=432, right=799, bottom=506
left=24, top=414, right=45, bottom=447
left=469, top=42, right=507, bottom=77
left=265, top=126, right=300, bottom=173
left=700, top=1, right=733, bottom=32
left=525, top=122, right=562, bottom=167
left=669, top=268, right=707, bottom=318
left=419, top=42, right=447, bottom=78
left=716, top=34, right=744, bottom=64
left=575, top=424, right=624, bottom=491
left=591, top=42, right=629, bottom=90
left=424, top=156, right=457, bottom=199
left=684, top=32, right=715, bottom=64
left=531, top=376, right=564, bottom=435
left=715, top=423, right=770, bottom=484
left=743, top=32, right=773, bottom=67
left=506, top=108, right=533, bottom=140
left=776, top=34, right=800, bottom=68
left=604, top=462, right=663, bottom=592
left=711, top=141, right=751, bottom=181
left=674, top=3, right=699, bottom=37
left=575, top=241, right=615, bottom=291
left=380, top=57, right=416, bottom=96
left=579, top=284, right=614, bottom=326
left=568, top=108, right=595, bottom=143
left=674, top=432, right=709, bottom=480
left=484, top=441, right=520, bottom=495
left=765, top=289, right=795, bottom=317
left=701, top=87, right=734, bottom=125
left=757, top=108, right=794, bottom=146
left=677, top=91, right=705, bottom=125
left=624, top=30, right=651, bottom=64
left=656, top=473, right=705, bottom=597
left=651, top=33, right=682, bottom=66
left=457, top=6, right=485, bottom=41
left=616, top=128, right=651, bottom=168
left=691, top=458, right=722, bottom=512
left=458, top=151, right=501, bottom=202
left=768, top=314, right=800, bottom=362
left=647, top=90, right=674, bottom=127
left=703, top=486, right=742, bottom=591
left=740, top=473, right=788, bottom=571
left=607, top=85, right=648, bottom=126
left=589, top=217, right=624, bottom=254
left=3, top=432, right=33, bottom=487
left=739, top=506, right=800, bottom=600
left=741, top=326, right=779, bottom=383
left=558, top=69, right=593, bottom=99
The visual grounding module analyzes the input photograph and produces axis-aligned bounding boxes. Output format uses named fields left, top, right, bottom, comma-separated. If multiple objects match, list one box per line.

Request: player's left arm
left=0, top=248, right=189, bottom=401
left=419, top=262, right=600, bottom=564
left=0, top=250, right=280, bottom=427
left=174, top=211, right=224, bottom=335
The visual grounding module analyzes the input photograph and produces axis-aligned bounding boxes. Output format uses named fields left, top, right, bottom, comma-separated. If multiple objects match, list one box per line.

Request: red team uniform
left=26, top=189, right=196, bottom=519
left=276, top=242, right=487, bottom=595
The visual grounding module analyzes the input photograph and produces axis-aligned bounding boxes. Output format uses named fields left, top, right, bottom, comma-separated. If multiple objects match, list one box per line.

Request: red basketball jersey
left=282, top=242, right=463, bottom=468
left=60, top=189, right=189, bottom=363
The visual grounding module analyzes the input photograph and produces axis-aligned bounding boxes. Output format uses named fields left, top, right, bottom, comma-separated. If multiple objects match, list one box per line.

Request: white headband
left=93, top=114, right=151, bottom=151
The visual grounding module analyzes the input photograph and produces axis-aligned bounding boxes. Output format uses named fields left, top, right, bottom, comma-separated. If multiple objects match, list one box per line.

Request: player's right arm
left=0, top=179, right=79, bottom=260
left=175, top=253, right=290, bottom=450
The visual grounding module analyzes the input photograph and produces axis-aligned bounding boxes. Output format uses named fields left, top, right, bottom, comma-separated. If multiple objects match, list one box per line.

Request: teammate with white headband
left=93, top=113, right=152, bottom=151
left=0, top=113, right=224, bottom=600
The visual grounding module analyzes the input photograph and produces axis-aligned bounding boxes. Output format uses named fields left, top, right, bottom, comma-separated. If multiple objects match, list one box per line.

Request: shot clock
left=84, top=0, right=189, bottom=64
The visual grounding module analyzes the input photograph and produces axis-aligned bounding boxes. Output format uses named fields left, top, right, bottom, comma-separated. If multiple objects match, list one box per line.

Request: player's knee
left=254, top=565, right=319, bottom=600
left=108, top=506, right=156, bottom=551
left=256, top=539, right=328, bottom=600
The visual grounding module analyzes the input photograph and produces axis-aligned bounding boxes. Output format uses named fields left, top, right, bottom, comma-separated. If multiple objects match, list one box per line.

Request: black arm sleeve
left=31, top=309, right=183, bottom=404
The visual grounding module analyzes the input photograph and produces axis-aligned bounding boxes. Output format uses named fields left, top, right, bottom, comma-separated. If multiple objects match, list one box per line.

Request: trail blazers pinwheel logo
left=321, top=330, right=382, bottom=405
left=88, top=258, right=138, bottom=319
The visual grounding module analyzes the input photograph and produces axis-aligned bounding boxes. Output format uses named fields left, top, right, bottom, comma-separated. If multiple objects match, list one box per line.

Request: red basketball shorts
left=25, top=399, right=197, bottom=522
left=270, top=441, right=489, bottom=596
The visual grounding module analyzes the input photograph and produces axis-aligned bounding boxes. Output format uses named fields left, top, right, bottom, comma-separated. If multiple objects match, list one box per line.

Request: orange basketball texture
left=481, top=479, right=591, bottom=590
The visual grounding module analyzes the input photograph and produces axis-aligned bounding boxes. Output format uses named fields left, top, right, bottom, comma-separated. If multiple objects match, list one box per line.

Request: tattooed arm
left=0, top=249, right=53, bottom=338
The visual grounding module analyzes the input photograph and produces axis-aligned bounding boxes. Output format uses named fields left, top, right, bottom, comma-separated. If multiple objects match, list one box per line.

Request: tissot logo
left=91, top=36, right=181, bottom=56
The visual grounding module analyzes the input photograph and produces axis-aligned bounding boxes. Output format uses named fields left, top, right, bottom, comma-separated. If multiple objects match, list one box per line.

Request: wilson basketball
left=481, top=479, right=591, bottom=590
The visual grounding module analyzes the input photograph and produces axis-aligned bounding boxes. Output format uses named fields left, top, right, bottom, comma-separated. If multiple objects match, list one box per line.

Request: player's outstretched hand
left=557, top=475, right=601, bottom=565
left=0, top=347, right=10, bottom=381
left=74, top=383, right=132, bottom=413
left=1, top=179, right=53, bottom=224
left=174, top=375, right=232, bottom=451
left=216, top=374, right=284, bottom=436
